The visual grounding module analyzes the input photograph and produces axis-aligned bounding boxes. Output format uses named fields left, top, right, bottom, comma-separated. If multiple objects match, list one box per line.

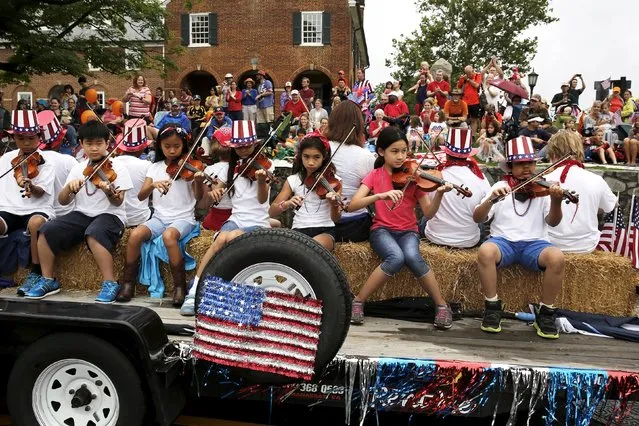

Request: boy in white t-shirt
left=473, top=136, right=566, bottom=340
left=1, top=110, right=55, bottom=295
left=424, top=128, right=491, bottom=248
left=28, top=121, right=133, bottom=302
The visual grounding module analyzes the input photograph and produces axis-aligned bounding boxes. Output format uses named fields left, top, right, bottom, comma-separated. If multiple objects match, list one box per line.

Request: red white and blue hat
left=229, top=120, right=257, bottom=147
left=10, top=110, right=40, bottom=134
left=118, top=119, right=149, bottom=152
left=506, top=136, right=538, bottom=163
left=213, top=127, right=232, bottom=147
left=444, top=128, right=477, bottom=158
left=38, top=110, right=67, bottom=150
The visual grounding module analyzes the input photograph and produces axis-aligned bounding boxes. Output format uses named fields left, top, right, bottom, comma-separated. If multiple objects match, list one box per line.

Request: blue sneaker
left=17, top=272, right=42, bottom=296
left=24, top=277, right=60, bottom=299
left=95, top=280, right=120, bottom=304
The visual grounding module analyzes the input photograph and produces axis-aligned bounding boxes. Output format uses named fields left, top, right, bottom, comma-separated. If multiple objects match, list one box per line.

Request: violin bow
left=489, top=152, right=573, bottom=204
left=161, top=114, right=216, bottom=196
left=217, top=113, right=292, bottom=201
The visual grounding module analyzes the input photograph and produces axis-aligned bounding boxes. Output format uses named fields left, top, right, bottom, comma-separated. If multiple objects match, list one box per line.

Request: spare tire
left=195, top=228, right=351, bottom=384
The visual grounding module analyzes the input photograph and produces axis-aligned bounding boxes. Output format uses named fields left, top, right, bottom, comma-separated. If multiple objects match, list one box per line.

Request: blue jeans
left=369, top=227, right=429, bottom=278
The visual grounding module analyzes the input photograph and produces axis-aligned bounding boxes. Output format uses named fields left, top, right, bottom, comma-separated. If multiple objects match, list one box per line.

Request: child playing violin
left=347, top=127, right=454, bottom=329
left=473, top=136, right=565, bottom=339
left=118, top=124, right=204, bottom=306
left=201, top=127, right=233, bottom=231
left=0, top=110, right=56, bottom=296
left=269, top=132, right=342, bottom=251
left=181, top=120, right=273, bottom=316
left=30, top=121, right=133, bottom=301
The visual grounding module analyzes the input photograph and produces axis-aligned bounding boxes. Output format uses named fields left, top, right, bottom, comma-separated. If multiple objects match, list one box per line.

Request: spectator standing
left=205, top=86, right=220, bottom=111
left=60, top=85, right=77, bottom=110
left=309, top=99, right=328, bottom=130
left=457, top=65, right=483, bottom=134
left=299, top=77, right=315, bottom=109
left=220, top=73, right=233, bottom=112
left=280, top=82, right=293, bottom=111
left=123, top=75, right=152, bottom=120
left=567, top=73, right=585, bottom=107
left=226, top=81, right=243, bottom=121
left=408, top=74, right=428, bottom=115
left=152, top=87, right=165, bottom=117
left=427, top=70, right=450, bottom=109
left=621, top=90, right=636, bottom=124
left=241, top=78, right=258, bottom=122
left=255, top=71, right=274, bottom=126
left=333, top=78, right=351, bottom=101
left=178, top=88, right=192, bottom=112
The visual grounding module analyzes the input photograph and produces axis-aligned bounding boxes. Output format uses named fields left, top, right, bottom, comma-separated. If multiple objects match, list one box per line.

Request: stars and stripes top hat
left=444, top=128, right=477, bottom=158
left=229, top=120, right=258, bottom=148
left=10, top=110, right=40, bottom=134
left=37, top=110, right=67, bottom=150
left=213, top=127, right=232, bottom=148
left=505, top=136, right=538, bottom=163
left=118, top=119, right=149, bottom=152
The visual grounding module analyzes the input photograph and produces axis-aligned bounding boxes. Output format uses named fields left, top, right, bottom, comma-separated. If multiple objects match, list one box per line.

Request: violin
left=508, top=177, right=579, bottom=204
left=392, top=159, right=472, bottom=198
left=302, top=170, right=346, bottom=210
left=12, top=151, right=44, bottom=198
left=83, top=158, right=118, bottom=195
left=237, top=153, right=279, bottom=184
left=166, top=155, right=218, bottom=186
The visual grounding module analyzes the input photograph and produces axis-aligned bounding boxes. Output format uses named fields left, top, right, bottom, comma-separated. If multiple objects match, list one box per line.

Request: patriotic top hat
left=37, top=110, right=67, bottom=150
left=444, top=128, right=477, bottom=158
left=229, top=120, right=257, bottom=148
left=10, top=110, right=40, bottom=135
left=118, top=119, right=149, bottom=152
left=213, top=127, right=232, bottom=148
left=505, top=136, right=538, bottom=163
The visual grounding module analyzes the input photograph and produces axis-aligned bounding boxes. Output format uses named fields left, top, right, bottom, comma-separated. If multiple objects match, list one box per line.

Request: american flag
left=629, top=195, right=639, bottom=269
left=601, top=77, right=612, bottom=91
left=193, top=277, right=322, bottom=381
left=614, top=202, right=630, bottom=257
left=597, top=193, right=619, bottom=252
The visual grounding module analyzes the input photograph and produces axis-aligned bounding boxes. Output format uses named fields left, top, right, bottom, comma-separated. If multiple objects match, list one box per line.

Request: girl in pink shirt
left=347, top=127, right=454, bottom=329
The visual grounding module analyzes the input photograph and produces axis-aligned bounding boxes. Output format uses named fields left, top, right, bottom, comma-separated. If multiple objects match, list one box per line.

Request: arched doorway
left=237, top=70, right=275, bottom=91
left=292, top=71, right=332, bottom=112
left=181, top=71, right=218, bottom=102
left=48, top=85, right=65, bottom=101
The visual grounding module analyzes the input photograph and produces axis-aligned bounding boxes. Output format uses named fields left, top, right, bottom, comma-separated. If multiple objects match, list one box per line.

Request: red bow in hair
left=437, top=157, right=485, bottom=180
left=302, top=131, right=331, bottom=152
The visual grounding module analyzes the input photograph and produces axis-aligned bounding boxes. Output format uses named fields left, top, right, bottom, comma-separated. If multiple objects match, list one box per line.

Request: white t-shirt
left=479, top=180, right=551, bottom=241
left=0, top=150, right=55, bottom=218
left=41, top=150, right=77, bottom=217
left=545, top=165, right=617, bottom=253
left=66, top=159, right=133, bottom=225
left=425, top=166, right=492, bottom=248
left=146, top=162, right=196, bottom=224
left=204, top=162, right=232, bottom=210
left=287, top=174, right=337, bottom=229
left=429, top=122, right=448, bottom=139
left=329, top=142, right=375, bottom=219
left=113, top=155, right=151, bottom=227
left=217, top=163, right=272, bottom=228
left=389, top=89, right=404, bottom=100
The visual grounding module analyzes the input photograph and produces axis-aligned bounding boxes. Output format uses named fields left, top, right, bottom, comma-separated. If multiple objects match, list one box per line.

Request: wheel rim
left=231, top=262, right=317, bottom=298
left=32, top=358, right=119, bottom=426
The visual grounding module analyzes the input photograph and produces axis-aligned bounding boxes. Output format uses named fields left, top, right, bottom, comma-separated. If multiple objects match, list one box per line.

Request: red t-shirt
left=609, top=97, right=624, bottom=114
left=482, top=112, right=503, bottom=127
left=226, top=90, right=242, bottom=112
left=368, top=120, right=388, bottom=138
left=457, top=73, right=483, bottom=106
left=427, top=80, right=451, bottom=109
left=362, top=167, right=424, bottom=233
left=384, top=101, right=409, bottom=118
left=283, top=100, right=307, bottom=118
left=299, top=88, right=315, bottom=105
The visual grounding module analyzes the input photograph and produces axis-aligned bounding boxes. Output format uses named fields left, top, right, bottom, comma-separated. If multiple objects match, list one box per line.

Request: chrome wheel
left=232, top=262, right=317, bottom=298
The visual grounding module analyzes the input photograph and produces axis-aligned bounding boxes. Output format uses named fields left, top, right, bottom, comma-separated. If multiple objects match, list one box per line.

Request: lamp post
left=528, top=69, right=539, bottom=97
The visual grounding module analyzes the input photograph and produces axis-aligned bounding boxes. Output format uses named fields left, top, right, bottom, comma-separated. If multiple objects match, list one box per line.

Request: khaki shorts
left=257, top=106, right=274, bottom=124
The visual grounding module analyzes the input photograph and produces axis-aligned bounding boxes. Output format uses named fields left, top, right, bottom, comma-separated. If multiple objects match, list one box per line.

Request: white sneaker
left=180, top=295, right=195, bottom=316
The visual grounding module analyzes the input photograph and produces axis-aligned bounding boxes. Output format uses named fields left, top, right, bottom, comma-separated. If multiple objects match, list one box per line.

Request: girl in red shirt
left=226, top=81, right=243, bottom=121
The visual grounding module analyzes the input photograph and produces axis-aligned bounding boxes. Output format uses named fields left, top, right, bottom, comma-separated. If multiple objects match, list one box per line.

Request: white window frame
left=125, top=48, right=143, bottom=71
left=88, top=61, right=101, bottom=72
left=189, top=13, right=210, bottom=47
left=16, top=91, right=33, bottom=108
left=301, top=11, right=323, bottom=46
left=96, top=91, right=106, bottom=109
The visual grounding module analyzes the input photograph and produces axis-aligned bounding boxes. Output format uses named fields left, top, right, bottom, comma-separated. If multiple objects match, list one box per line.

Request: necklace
left=512, top=193, right=532, bottom=217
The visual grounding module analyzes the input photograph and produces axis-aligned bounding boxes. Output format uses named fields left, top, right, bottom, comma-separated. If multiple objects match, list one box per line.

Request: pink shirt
left=362, top=167, right=424, bottom=233
left=127, top=86, right=151, bottom=118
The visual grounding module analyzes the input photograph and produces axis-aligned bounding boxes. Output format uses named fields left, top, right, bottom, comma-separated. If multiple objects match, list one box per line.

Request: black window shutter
left=322, top=12, right=331, bottom=45
left=292, top=12, right=301, bottom=45
left=209, top=13, right=218, bottom=45
left=181, top=14, right=189, bottom=46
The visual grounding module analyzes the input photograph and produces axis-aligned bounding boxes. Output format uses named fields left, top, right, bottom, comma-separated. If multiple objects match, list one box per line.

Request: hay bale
left=334, top=242, right=638, bottom=317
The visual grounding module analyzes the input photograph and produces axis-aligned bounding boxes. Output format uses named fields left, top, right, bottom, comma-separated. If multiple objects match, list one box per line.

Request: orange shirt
left=444, top=100, right=468, bottom=118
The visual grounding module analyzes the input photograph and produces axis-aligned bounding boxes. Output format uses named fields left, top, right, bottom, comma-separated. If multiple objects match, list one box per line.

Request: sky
left=363, top=0, right=639, bottom=107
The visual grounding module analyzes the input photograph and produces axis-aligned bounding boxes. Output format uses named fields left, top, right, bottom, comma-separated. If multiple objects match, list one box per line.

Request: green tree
left=0, top=0, right=176, bottom=84
left=387, top=0, right=557, bottom=89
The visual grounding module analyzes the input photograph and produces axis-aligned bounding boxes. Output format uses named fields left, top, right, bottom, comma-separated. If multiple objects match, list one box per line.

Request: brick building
left=0, top=0, right=368, bottom=114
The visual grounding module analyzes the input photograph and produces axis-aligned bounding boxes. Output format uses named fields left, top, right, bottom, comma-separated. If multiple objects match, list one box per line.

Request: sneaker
left=95, top=281, right=120, bottom=304
left=24, top=277, right=60, bottom=300
left=17, top=272, right=42, bottom=296
left=481, top=300, right=504, bottom=333
left=180, top=295, right=195, bottom=317
left=533, top=304, right=559, bottom=339
left=434, top=304, right=453, bottom=330
left=351, top=300, right=364, bottom=325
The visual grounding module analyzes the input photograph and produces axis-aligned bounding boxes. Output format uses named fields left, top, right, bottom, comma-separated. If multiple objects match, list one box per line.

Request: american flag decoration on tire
left=193, top=276, right=323, bottom=380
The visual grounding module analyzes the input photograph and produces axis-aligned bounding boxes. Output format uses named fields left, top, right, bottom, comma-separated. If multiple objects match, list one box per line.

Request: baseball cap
left=171, top=99, right=179, bottom=106
left=285, top=81, right=292, bottom=87
left=224, top=73, right=233, bottom=78
left=291, top=89, right=300, bottom=95
left=527, top=115, right=544, bottom=123
left=214, top=106, right=224, bottom=114
left=531, top=94, right=542, bottom=101
left=561, top=82, right=570, bottom=87
left=193, top=95, right=201, bottom=100
left=613, top=87, right=621, bottom=93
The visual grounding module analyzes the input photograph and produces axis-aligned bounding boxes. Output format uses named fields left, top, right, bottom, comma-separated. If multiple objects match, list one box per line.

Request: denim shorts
left=142, top=217, right=195, bottom=239
left=219, top=220, right=263, bottom=234
left=369, top=227, right=429, bottom=278
left=486, top=236, right=553, bottom=272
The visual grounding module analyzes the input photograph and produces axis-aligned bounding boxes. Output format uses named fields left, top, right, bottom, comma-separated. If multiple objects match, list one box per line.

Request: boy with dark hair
left=28, top=120, right=133, bottom=302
